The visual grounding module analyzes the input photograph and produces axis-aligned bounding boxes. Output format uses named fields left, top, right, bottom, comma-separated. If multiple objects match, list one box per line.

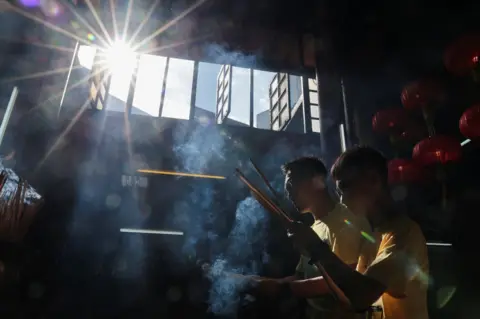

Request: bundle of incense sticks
left=235, top=160, right=352, bottom=308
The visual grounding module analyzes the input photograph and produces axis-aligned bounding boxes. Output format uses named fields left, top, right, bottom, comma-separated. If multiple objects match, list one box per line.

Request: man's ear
left=312, top=176, right=326, bottom=190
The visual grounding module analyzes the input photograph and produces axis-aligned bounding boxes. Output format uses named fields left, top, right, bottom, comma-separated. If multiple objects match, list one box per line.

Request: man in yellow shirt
left=330, top=147, right=429, bottom=319
left=282, top=157, right=371, bottom=318
left=250, top=148, right=429, bottom=319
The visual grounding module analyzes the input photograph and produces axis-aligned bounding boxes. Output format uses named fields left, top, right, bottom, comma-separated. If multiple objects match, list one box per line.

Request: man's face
left=336, top=172, right=383, bottom=217
left=285, top=174, right=325, bottom=214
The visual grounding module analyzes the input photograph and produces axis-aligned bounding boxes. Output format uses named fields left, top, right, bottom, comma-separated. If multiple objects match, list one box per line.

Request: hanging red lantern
left=388, top=159, right=424, bottom=184
left=413, top=135, right=461, bottom=166
left=401, top=79, right=444, bottom=111
left=444, top=35, right=480, bottom=76
left=460, top=104, right=480, bottom=139
left=372, top=108, right=408, bottom=134
left=401, top=79, right=444, bottom=137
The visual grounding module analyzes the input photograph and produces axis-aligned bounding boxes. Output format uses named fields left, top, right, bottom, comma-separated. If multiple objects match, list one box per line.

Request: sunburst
left=0, top=0, right=211, bottom=169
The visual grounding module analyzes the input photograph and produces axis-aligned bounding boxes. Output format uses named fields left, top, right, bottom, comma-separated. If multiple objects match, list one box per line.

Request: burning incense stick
left=120, top=228, right=184, bottom=236
left=235, top=168, right=293, bottom=225
left=137, top=169, right=225, bottom=180
left=249, top=158, right=284, bottom=205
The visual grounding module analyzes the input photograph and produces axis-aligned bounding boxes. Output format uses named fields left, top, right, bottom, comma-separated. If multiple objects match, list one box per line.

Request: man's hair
left=282, top=157, right=328, bottom=200
left=281, top=156, right=328, bottom=178
left=330, top=146, right=388, bottom=189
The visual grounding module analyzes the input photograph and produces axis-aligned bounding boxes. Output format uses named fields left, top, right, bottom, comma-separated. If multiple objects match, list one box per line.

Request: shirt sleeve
left=364, top=232, right=415, bottom=298
left=331, top=216, right=369, bottom=266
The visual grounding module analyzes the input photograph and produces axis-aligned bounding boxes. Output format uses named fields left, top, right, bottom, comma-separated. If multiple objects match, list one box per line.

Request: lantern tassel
left=422, top=107, right=436, bottom=137
left=389, top=134, right=400, bottom=157
left=436, top=166, right=448, bottom=211
left=441, top=181, right=448, bottom=210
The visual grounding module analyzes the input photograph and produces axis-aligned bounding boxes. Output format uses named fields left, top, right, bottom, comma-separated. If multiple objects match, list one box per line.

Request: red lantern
left=401, top=79, right=444, bottom=110
left=388, top=159, right=423, bottom=184
left=372, top=108, right=408, bottom=133
left=413, top=136, right=461, bottom=166
left=460, top=104, right=480, bottom=139
left=444, top=35, right=480, bottom=76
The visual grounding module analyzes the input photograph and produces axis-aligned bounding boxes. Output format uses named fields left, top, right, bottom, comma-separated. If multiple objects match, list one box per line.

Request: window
left=218, top=68, right=224, bottom=83
left=228, top=67, right=250, bottom=125
left=280, top=78, right=288, bottom=94
left=272, top=91, right=279, bottom=105
left=106, top=51, right=137, bottom=112
left=253, top=70, right=275, bottom=129
left=196, top=62, right=222, bottom=114
left=272, top=74, right=278, bottom=88
left=272, top=104, right=279, bottom=118
left=223, top=102, right=229, bottom=117
left=271, top=87, right=278, bottom=97
left=289, top=75, right=301, bottom=108
left=308, top=78, right=317, bottom=91
left=272, top=119, right=280, bottom=130
left=132, top=54, right=167, bottom=116
left=77, top=45, right=96, bottom=70
left=310, top=104, right=320, bottom=118
left=280, top=91, right=288, bottom=109
left=312, top=119, right=320, bottom=133
left=280, top=106, right=289, bottom=126
left=309, top=91, right=319, bottom=105
left=161, top=58, right=194, bottom=120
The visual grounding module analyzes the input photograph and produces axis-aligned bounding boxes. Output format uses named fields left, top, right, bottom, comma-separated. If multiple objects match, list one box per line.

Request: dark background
left=1, top=0, right=480, bottom=317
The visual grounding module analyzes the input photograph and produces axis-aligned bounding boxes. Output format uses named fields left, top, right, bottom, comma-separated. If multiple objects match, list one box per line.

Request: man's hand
left=287, top=221, right=331, bottom=261
left=246, top=276, right=285, bottom=296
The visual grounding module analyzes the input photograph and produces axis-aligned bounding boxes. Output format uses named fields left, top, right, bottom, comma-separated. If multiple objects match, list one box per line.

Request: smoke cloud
left=169, top=117, right=323, bottom=315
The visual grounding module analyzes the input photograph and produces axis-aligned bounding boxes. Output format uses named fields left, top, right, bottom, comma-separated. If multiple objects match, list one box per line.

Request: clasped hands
left=202, top=221, right=330, bottom=297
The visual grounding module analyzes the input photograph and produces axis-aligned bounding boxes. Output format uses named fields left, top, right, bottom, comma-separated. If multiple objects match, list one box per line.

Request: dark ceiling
left=194, top=0, right=480, bottom=74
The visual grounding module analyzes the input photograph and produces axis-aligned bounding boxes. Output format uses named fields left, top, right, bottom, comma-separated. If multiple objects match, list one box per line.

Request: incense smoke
left=206, top=136, right=322, bottom=315
left=171, top=123, right=227, bottom=260
left=205, top=44, right=257, bottom=67
left=208, top=197, right=270, bottom=316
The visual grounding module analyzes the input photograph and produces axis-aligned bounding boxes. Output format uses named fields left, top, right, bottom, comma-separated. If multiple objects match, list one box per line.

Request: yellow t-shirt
left=359, top=214, right=429, bottom=319
left=296, top=203, right=371, bottom=317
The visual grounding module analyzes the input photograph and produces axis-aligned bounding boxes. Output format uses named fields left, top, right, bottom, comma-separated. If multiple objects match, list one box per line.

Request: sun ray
left=124, top=103, right=133, bottom=172
left=1, top=65, right=82, bottom=83
left=0, top=36, right=74, bottom=53
left=132, top=0, right=210, bottom=51
left=36, top=98, right=91, bottom=170
left=127, top=0, right=160, bottom=47
left=21, top=64, right=110, bottom=117
left=61, top=0, right=111, bottom=48
left=37, top=66, right=110, bottom=169
left=83, top=0, right=114, bottom=45
left=4, top=2, right=100, bottom=48
left=122, top=0, right=134, bottom=42
left=109, top=0, right=119, bottom=41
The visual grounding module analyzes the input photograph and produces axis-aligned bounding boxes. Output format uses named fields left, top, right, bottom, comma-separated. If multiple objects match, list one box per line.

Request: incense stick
left=249, top=158, right=283, bottom=205
left=235, top=168, right=293, bottom=224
